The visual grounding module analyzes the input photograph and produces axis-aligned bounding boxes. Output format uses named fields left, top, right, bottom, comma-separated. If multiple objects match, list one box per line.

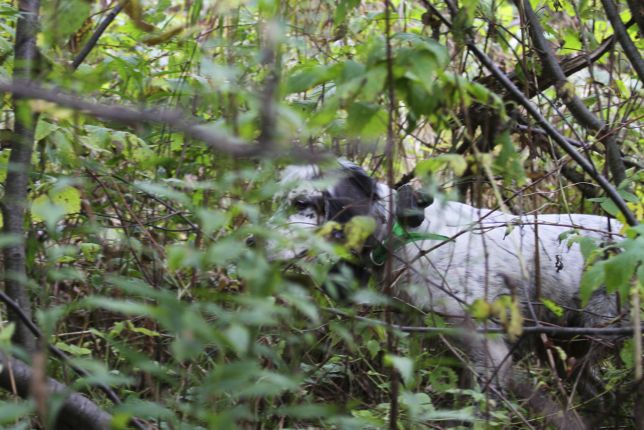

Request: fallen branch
left=0, top=351, right=111, bottom=430
left=0, top=290, right=148, bottom=430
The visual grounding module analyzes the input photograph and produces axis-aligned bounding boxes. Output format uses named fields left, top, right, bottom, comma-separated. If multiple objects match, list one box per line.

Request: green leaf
left=384, top=354, right=414, bottom=385
left=31, top=186, right=81, bottom=227
left=604, top=252, right=637, bottom=295
left=540, top=298, right=564, bottom=318
left=54, top=342, right=92, bottom=356
left=346, top=102, right=386, bottom=138
left=35, top=119, right=58, bottom=141
left=286, top=65, right=331, bottom=93
left=580, top=261, right=606, bottom=306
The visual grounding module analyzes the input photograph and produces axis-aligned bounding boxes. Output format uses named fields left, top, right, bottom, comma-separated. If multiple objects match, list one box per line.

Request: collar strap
left=369, top=222, right=449, bottom=266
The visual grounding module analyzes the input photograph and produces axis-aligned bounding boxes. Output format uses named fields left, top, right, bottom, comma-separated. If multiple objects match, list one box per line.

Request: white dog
left=272, top=160, right=625, bottom=428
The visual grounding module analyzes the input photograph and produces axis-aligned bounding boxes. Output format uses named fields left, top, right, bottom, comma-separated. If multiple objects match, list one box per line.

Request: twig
left=71, top=1, right=126, bottom=70
left=600, top=0, right=644, bottom=82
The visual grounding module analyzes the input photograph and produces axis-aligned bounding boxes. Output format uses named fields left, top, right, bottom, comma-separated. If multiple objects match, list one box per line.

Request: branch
left=0, top=79, right=258, bottom=156
left=2, top=0, right=41, bottom=352
left=600, top=0, right=644, bottom=82
left=521, top=0, right=627, bottom=186
left=476, top=28, right=620, bottom=100
left=324, top=308, right=644, bottom=336
left=0, top=351, right=111, bottom=430
left=71, top=2, right=126, bottom=70
left=0, top=290, right=148, bottom=430
left=465, top=41, right=637, bottom=225
left=626, top=0, right=644, bottom=36
left=419, top=0, right=638, bottom=226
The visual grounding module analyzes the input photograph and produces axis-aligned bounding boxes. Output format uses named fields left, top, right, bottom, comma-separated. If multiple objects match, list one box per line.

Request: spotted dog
left=271, top=160, right=625, bottom=428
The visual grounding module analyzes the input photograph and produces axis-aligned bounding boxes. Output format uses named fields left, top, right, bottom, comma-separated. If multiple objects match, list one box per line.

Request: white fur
left=272, top=163, right=623, bottom=410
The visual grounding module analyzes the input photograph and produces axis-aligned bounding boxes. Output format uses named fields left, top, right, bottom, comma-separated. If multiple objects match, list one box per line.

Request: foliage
left=0, top=0, right=642, bottom=429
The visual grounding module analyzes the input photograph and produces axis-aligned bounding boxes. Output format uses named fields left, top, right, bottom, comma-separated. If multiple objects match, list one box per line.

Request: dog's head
left=266, top=160, right=391, bottom=260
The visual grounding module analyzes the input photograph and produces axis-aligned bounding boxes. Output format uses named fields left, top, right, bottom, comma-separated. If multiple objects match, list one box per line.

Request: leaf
left=580, top=261, right=606, bottom=306
left=540, top=298, right=564, bottom=318
left=604, top=251, right=638, bottom=295
left=286, top=65, right=331, bottom=93
left=35, top=119, right=58, bottom=141
left=142, top=26, right=184, bottom=45
left=343, top=216, right=376, bottom=251
left=469, top=299, right=491, bottom=320
left=31, top=186, right=81, bottom=227
left=346, top=102, right=386, bottom=138
left=225, top=324, right=250, bottom=356
left=384, top=354, right=414, bottom=385
left=54, top=342, right=92, bottom=356
left=416, top=154, right=468, bottom=177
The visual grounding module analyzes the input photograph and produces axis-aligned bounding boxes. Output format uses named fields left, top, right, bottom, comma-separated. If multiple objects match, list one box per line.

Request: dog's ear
left=325, top=162, right=379, bottom=223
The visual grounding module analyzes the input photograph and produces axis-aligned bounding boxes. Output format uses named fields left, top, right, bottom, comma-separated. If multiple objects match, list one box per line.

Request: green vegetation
left=0, top=0, right=641, bottom=429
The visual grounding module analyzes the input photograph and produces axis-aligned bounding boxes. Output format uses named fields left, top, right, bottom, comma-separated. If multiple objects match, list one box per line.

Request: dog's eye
left=293, top=199, right=309, bottom=210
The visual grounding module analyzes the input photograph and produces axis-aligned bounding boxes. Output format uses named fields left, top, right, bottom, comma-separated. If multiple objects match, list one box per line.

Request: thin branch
left=601, top=0, right=644, bottom=82
left=71, top=2, right=126, bottom=70
left=324, top=307, right=644, bottom=336
left=384, top=1, right=400, bottom=427
left=0, top=350, right=112, bottom=430
left=520, top=0, right=627, bottom=186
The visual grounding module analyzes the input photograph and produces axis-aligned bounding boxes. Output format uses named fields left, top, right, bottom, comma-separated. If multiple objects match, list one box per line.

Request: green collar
left=369, top=222, right=449, bottom=266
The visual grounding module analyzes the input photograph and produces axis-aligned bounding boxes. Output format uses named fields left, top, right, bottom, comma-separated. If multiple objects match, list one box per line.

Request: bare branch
left=476, top=28, right=621, bottom=100
left=324, top=307, right=643, bottom=336
left=419, top=0, right=638, bottom=226
left=521, top=0, right=627, bottom=186
left=601, top=0, right=644, bottom=82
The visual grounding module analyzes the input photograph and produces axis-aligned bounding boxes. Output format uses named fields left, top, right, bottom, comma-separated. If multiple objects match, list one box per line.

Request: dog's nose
left=245, top=235, right=256, bottom=247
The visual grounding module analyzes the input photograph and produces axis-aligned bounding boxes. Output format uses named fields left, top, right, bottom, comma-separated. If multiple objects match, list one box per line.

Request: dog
left=269, top=159, right=625, bottom=428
